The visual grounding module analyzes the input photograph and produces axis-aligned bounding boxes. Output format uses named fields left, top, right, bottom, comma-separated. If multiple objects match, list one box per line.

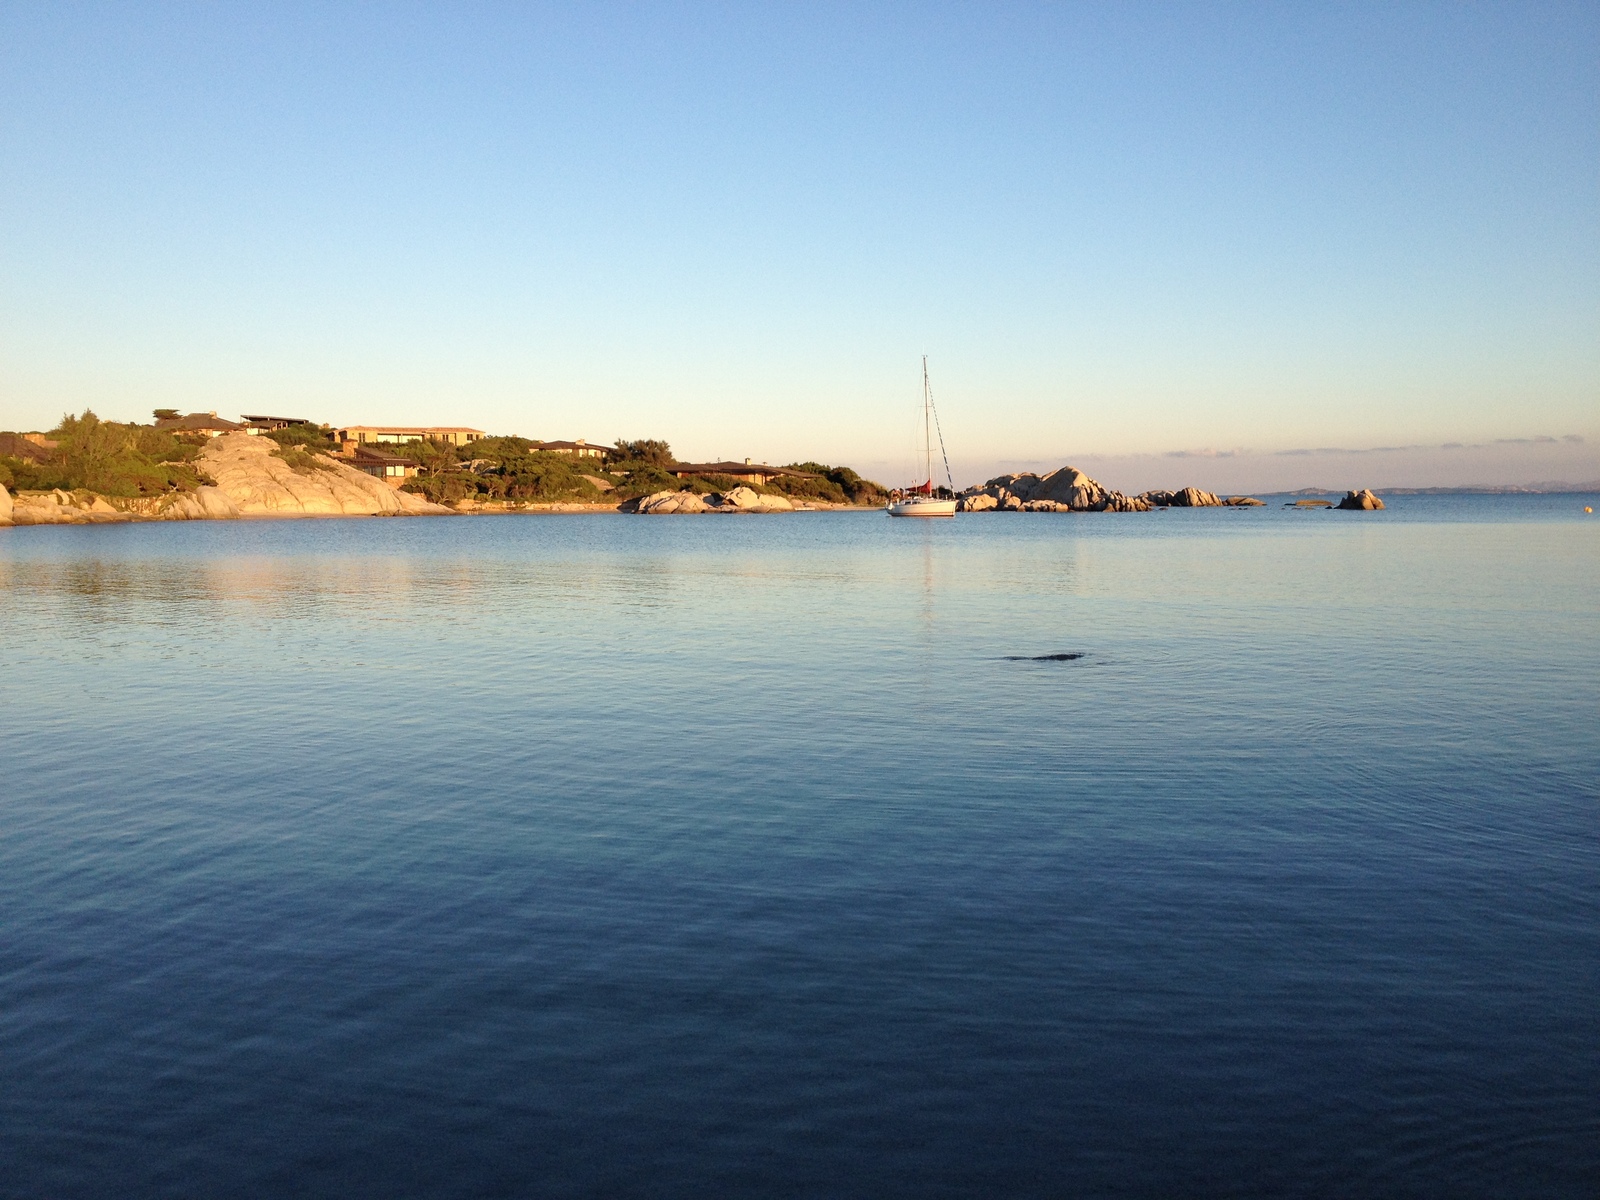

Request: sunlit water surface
left=3, top=497, right=1597, bottom=1197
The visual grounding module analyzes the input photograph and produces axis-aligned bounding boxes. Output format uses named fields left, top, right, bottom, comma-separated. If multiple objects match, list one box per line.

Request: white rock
left=196, top=433, right=451, bottom=517
left=153, top=493, right=205, bottom=520
left=637, top=490, right=709, bottom=514
left=195, top=486, right=241, bottom=518
left=10, top=491, right=81, bottom=524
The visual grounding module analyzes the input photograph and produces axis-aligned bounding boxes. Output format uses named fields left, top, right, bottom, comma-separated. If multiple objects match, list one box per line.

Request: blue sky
left=2, top=2, right=1596, bottom=488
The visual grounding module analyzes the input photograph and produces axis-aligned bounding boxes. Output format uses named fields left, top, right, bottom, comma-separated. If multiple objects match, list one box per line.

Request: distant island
left=1268, top=483, right=1600, bottom=496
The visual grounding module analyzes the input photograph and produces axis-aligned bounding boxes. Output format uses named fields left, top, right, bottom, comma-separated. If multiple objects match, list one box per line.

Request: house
left=349, top=446, right=420, bottom=485
left=668, top=459, right=815, bottom=486
left=0, top=432, right=55, bottom=463
left=334, top=425, right=485, bottom=449
left=154, top=412, right=248, bottom=438
left=240, top=414, right=312, bottom=432
left=534, top=439, right=612, bottom=460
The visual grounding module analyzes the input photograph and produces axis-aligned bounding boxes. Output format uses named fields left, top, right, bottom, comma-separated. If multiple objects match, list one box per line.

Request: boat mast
left=922, top=355, right=932, bottom=491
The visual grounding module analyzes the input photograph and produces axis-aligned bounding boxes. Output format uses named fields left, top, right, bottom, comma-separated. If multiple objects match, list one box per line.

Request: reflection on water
left=1, top=503, right=1597, bottom=1198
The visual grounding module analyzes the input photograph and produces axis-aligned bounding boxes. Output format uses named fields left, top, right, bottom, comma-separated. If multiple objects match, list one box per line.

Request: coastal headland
left=0, top=411, right=1395, bottom=528
left=0, top=415, right=887, bottom=526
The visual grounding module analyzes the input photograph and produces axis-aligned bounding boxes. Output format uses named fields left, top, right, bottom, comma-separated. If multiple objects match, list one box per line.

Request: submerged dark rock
left=1003, top=652, right=1085, bottom=661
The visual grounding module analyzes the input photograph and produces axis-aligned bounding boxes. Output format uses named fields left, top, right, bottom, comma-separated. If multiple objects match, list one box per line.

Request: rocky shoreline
left=0, top=439, right=1384, bottom=528
left=956, top=467, right=1263, bottom=512
left=0, top=436, right=861, bottom=527
left=1, top=432, right=453, bottom=526
left=622, top=486, right=815, bottom=514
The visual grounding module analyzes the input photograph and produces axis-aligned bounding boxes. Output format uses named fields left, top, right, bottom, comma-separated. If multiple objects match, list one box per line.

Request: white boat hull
left=887, top=498, right=958, bottom=518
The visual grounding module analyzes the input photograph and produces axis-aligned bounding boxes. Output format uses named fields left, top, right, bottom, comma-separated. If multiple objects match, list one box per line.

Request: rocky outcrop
left=1225, top=496, right=1265, bottom=507
left=1336, top=489, right=1385, bottom=510
left=151, top=487, right=243, bottom=520
left=0, top=483, right=11, bottom=527
left=1143, top=486, right=1224, bottom=508
left=7, top=435, right=450, bottom=525
left=962, top=466, right=1149, bottom=512
left=709, top=486, right=793, bottom=512
left=624, top=486, right=795, bottom=514
left=197, top=433, right=450, bottom=517
left=1104, top=493, right=1153, bottom=512
left=958, top=467, right=1267, bottom=513
left=9, top=489, right=135, bottom=525
left=631, top=490, right=710, bottom=514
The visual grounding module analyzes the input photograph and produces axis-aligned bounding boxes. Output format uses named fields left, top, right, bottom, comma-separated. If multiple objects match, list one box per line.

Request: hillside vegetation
left=394, top=437, right=887, bottom=506
left=1, top=416, right=890, bottom=509
left=0, top=411, right=207, bottom=496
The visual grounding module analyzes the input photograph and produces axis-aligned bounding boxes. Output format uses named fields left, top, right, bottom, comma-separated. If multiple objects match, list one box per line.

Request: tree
left=415, top=439, right=459, bottom=476
left=153, top=408, right=180, bottom=421
left=613, top=438, right=673, bottom=467
left=55, top=410, right=131, bottom=491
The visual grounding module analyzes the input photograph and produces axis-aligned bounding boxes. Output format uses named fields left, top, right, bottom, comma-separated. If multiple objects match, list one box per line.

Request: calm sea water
left=2, top=496, right=1597, bottom=1198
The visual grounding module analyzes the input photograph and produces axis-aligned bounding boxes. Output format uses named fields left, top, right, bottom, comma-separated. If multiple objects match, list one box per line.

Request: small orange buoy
left=1587, top=506, right=1594, bottom=513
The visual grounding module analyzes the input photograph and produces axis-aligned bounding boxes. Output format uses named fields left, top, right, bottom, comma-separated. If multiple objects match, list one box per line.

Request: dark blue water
left=3, top=497, right=1597, bottom=1197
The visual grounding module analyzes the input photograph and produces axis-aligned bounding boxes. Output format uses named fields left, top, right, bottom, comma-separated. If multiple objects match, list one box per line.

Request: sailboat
left=887, top=357, right=959, bottom=517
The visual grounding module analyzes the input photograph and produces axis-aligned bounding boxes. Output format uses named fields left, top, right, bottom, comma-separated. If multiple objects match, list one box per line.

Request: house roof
left=670, top=461, right=816, bottom=478
left=336, top=425, right=485, bottom=435
left=350, top=446, right=418, bottom=466
left=0, top=432, right=54, bottom=463
left=155, top=413, right=246, bottom=432
left=536, top=439, right=612, bottom=452
left=240, top=414, right=312, bottom=426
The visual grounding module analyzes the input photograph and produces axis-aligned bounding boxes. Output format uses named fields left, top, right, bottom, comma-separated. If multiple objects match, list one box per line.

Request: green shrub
left=613, top=438, right=672, bottom=467
left=608, top=463, right=681, bottom=499
left=4, top=411, right=208, bottom=496
left=780, top=462, right=887, bottom=504
left=264, top=423, right=338, bottom=452
left=403, top=472, right=473, bottom=503
left=471, top=436, right=535, bottom=461
left=273, top=446, right=339, bottom=475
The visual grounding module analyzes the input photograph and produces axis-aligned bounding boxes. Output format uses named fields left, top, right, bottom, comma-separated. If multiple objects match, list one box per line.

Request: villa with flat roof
left=669, top=460, right=816, bottom=486
left=349, top=446, right=420, bottom=484
left=335, top=425, right=485, bottom=447
left=240, top=414, right=312, bottom=431
left=155, top=412, right=249, bottom=438
left=536, top=439, right=612, bottom=459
